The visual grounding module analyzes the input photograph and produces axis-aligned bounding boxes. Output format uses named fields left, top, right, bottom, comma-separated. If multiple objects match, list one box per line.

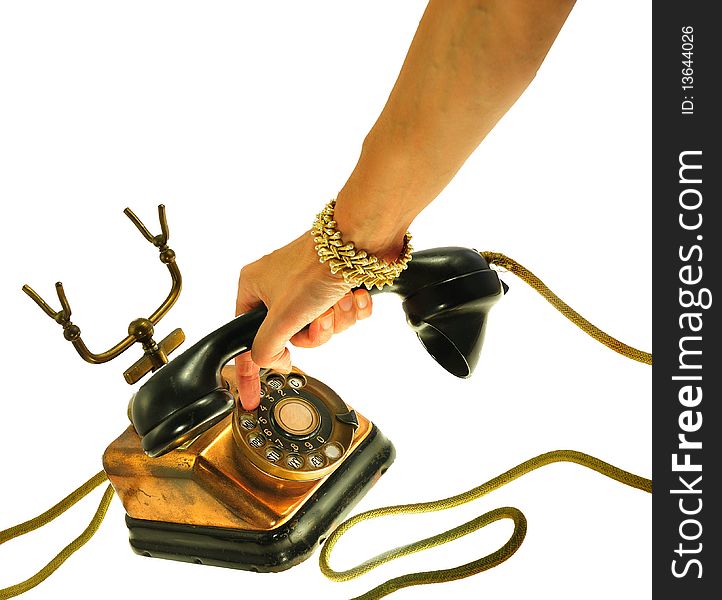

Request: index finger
left=235, top=351, right=261, bottom=410
left=235, top=277, right=263, bottom=409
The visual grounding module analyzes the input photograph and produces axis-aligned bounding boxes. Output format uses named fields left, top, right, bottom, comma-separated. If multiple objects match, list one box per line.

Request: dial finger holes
left=264, top=447, right=283, bottom=463
left=239, top=413, right=257, bottom=430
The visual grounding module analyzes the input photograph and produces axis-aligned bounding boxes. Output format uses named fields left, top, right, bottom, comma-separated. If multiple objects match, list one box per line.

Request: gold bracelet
left=311, top=199, right=413, bottom=290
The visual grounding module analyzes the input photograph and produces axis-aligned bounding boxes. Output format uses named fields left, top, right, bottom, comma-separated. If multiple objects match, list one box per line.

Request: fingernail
left=339, top=294, right=353, bottom=311
left=321, top=313, right=334, bottom=330
left=356, top=293, right=368, bottom=309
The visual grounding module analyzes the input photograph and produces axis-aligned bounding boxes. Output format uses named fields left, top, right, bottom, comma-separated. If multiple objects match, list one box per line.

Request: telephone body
left=102, top=246, right=506, bottom=572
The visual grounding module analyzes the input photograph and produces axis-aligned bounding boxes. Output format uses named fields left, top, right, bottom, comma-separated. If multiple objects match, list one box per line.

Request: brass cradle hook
left=22, top=205, right=185, bottom=384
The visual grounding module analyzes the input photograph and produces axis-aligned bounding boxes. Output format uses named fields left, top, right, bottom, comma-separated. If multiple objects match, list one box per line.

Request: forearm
left=334, top=0, right=576, bottom=257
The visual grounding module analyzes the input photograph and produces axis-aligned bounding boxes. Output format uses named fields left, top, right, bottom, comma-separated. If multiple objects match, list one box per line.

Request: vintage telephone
left=107, top=232, right=504, bottom=571
left=1, top=206, right=651, bottom=599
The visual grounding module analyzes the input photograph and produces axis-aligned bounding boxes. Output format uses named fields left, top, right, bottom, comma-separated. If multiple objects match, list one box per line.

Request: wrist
left=334, top=177, right=414, bottom=262
left=332, top=204, right=409, bottom=262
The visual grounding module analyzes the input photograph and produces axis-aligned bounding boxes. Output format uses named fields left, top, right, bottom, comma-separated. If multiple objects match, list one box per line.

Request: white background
left=0, top=1, right=651, bottom=599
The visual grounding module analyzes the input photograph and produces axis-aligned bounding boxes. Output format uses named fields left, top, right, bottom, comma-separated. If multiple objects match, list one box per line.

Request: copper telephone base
left=123, top=425, right=394, bottom=571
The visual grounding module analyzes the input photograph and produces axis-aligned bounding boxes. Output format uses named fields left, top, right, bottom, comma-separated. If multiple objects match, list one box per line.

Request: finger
left=289, top=325, right=314, bottom=348
left=332, top=292, right=357, bottom=334
left=235, top=351, right=261, bottom=410
left=251, top=309, right=298, bottom=370
left=290, top=308, right=335, bottom=348
left=236, top=284, right=260, bottom=318
left=353, top=289, right=373, bottom=320
left=270, top=347, right=292, bottom=373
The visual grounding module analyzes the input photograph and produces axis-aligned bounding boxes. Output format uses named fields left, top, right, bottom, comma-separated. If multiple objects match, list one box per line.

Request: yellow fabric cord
left=479, top=251, right=652, bottom=365
left=319, top=451, right=652, bottom=600
left=319, top=253, right=652, bottom=599
left=0, top=471, right=114, bottom=600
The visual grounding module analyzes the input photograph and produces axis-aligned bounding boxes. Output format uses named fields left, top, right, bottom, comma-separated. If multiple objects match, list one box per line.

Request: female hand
left=235, top=231, right=372, bottom=409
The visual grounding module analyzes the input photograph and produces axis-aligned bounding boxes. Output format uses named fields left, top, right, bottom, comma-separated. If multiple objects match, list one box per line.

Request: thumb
left=250, top=307, right=295, bottom=372
left=236, top=278, right=261, bottom=319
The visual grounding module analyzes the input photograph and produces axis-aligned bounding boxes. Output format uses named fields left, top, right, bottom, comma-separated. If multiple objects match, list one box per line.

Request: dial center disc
left=273, top=398, right=320, bottom=436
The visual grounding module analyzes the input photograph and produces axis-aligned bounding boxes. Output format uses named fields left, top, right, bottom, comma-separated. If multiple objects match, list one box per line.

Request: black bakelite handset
left=130, top=247, right=507, bottom=457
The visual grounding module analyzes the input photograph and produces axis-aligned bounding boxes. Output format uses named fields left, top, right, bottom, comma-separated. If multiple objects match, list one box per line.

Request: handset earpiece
left=129, top=246, right=506, bottom=457
left=382, top=247, right=506, bottom=378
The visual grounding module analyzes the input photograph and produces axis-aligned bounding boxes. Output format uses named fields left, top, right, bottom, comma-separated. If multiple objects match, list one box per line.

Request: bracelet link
left=311, top=199, right=412, bottom=290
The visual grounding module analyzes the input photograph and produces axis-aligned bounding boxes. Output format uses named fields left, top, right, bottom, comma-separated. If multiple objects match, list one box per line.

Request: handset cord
left=320, top=451, right=651, bottom=600
left=318, top=251, right=651, bottom=599
left=479, top=252, right=651, bottom=364
left=0, top=252, right=651, bottom=600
